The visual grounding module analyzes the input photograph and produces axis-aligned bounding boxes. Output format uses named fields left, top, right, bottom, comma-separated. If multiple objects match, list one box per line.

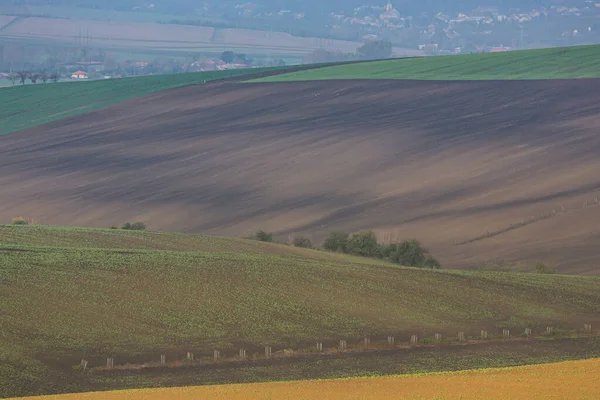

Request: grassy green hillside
left=1, top=224, right=600, bottom=396
left=252, top=45, right=600, bottom=82
left=0, top=67, right=288, bottom=136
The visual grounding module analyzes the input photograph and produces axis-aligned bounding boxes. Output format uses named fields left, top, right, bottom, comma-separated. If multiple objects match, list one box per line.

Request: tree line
left=7, top=71, right=61, bottom=86
left=249, top=229, right=441, bottom=269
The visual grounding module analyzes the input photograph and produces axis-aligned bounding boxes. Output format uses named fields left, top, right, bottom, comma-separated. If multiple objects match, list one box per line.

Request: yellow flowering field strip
left=13, top=358, right=600, bottom=400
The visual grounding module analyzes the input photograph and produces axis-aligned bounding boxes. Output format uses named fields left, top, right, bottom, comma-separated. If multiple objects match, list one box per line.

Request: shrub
left=424, top=255, right=441, bottom=269
left=534, top=261, right=556, bottom=274
left=347, top=230, right=379, bottom=257
left=388, top=239, right=440, bottom=268
left=293, top=236, right=313, bottom=249
left=323, top=231, right=349, bottom=252
left=10, top=216, right=28, bottom=225
left=122, top=222, right=147, bottom=231
left=253, top=230, right=273, bottom=242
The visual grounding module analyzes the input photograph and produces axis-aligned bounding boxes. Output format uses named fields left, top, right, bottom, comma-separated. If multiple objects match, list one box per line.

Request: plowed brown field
left=1, top=79, right=600, bottom=273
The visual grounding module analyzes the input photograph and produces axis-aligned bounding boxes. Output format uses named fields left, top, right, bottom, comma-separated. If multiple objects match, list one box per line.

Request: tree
left=40, top=71, right=48, bottom=83
left=122, top=222, right=147, bottom=231
left=10, top=216, right=28, bottom=225
left=28, top=73, right=40, bottom=84
left=293, top=236, right=313, bottom=249
left=390, top=239, right=440, bottom=268
left=357, top=40, right=392, bottom=60
left=347, top=231, right=379, bottom=257
left=220, top=51, right=235, bottom=64
left=17, top=71, right=27, bottom=85
left=323, top=231, right=349, bottom=252
left=253, top=230, right=273, bottom=242
left=233, top=53, right=247, bottom=64
left=49, top=72, right=60, bottom=83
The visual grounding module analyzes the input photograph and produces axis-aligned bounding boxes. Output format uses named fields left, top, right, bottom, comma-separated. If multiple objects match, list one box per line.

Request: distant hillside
left=0, top=67, right=293, bottom=136
left=252, top=45, right=600, bottom=81
left=1, top=224, right=599, bottom=397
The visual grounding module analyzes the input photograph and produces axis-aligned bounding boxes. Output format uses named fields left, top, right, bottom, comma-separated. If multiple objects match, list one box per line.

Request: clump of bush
left=293, top=236, right=313, bottom=249
left=323, top=231, right=349, bottom=253
left=121, top=222, right=147, bottom=231
left=534, top=261, right=556, bottom=274
left=247, top=230, right=273, bottom=242
left=10, top=216, right=28, bottom=225
left=322, top=230, right=441, bottom=268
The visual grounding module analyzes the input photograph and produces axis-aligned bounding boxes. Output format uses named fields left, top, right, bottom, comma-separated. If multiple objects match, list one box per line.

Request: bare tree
left=49, top=72, right=60, bottom=83
left=28, top=73, right=40, bottom=84
left=17, top=71, right=27, bottom=85
left=40, top=71, right=48, bottom=83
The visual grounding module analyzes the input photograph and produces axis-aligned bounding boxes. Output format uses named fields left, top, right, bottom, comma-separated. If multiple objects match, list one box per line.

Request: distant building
left=71, top=71, right=88, bottom=79
left=490, top=45, right=509, bottom=53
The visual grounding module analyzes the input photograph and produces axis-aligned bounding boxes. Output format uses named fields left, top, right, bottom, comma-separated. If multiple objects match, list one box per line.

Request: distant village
left=1, top=0, right=598, bottom=83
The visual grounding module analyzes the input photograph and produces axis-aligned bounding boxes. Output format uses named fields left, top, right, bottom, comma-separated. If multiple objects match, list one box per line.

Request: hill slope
left=1, top=78, right=600, bottom=273
left=0, top=67, right=297, bottom=136
left=253, top=45, right=600, bottom=81
left=1, top=225, right=600, bottom=397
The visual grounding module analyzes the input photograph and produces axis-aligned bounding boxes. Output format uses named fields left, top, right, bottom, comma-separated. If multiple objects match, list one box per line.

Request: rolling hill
left=0, top=66, right=301, bottom=136
left=1, top=74, right=600, bottom=273
left=252, top=45, right=600, bottom=81
left=1, top=224, right=600, bottom=397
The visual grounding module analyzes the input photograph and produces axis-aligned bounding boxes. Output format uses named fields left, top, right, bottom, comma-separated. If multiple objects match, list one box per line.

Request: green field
left=0, top=67, right=289, bottom=136
left=251, top=44, right=600, bottom=82
left=1, top=224, right=600, bottom=397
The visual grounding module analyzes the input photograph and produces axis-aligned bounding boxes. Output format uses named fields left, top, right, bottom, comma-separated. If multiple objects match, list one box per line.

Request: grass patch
left=251, top=44, right=600, bottom=82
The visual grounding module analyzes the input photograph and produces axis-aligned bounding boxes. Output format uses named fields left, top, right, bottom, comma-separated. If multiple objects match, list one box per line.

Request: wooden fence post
left=410, top=334, right=418, bottom=345
left=213, top=350, right=220, bottom=361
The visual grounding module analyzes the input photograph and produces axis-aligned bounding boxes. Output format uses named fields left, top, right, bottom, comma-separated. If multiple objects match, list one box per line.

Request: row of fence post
left=98, top=324, right=593, bottom=370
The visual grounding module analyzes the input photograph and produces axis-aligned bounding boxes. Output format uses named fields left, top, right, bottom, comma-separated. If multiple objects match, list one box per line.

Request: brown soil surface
left=1, top=79, right=600, bottom=274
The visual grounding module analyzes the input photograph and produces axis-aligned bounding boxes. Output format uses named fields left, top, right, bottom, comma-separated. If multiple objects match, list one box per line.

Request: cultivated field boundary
left=82, top=324, right=597, bottom=373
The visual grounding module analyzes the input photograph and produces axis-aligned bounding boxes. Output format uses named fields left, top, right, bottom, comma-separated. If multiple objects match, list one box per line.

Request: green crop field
left=0, top=67, right=289, bottom=136
left=251, top=44, right=600, bottom=82
left=1, top=224, right=600, bottom=397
